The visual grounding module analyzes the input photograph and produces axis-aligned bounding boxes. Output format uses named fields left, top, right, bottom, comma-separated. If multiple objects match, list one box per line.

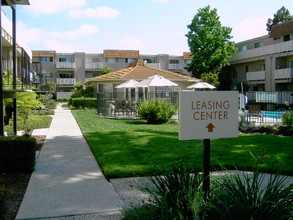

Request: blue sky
left=3, top=0, right=293, bottom=55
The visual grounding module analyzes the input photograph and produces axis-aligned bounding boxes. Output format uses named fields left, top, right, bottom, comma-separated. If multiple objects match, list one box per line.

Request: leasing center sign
left=179, top=91, right=238, bottom=140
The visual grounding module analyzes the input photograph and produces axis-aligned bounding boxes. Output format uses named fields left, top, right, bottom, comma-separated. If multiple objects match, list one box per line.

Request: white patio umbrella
left=115, top=79, right=139, bottom=88
left=187, top=81, right=216, bottom=90
left=135, top=74, right=178, bottom=87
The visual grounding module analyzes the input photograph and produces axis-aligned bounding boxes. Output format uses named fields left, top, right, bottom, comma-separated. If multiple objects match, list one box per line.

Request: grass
left=72, top=109, right=293, bottom=179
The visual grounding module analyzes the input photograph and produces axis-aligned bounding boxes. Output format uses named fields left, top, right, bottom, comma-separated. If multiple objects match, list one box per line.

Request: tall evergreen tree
left=266, top=6, right=293, bottom=33
left=185, top=5, right=236, bottom=82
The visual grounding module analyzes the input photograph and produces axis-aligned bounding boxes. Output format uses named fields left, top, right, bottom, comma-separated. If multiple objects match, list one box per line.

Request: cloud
left=68, top=6, right=120, bottom=19
left=17, top=21, right=43, bottom=44
left=49, top=25, right=100, bottom=40
left=26, top=0, right=86, bottom=15
left=232, top=16, right=268, bottom=42
left=120, top=37, right=145, bottom=50
left=151, top=0, right=170, bottom=3
left=43, top=39, right=75, bottom=52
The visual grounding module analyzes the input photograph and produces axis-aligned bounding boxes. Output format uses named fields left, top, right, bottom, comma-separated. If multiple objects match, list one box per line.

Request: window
left=105, top=58, right=119, bottom=63
left=58, top=57, right=73, bottom=62
left=232, top=68, right=237, bottom=78
left=143, top=58, right=155, bottom=63
left=245, top=66, right=249, bottom=73
left=288, top=61, right=293, bottom=68
left=42, top=73, right=53, bottom=78
left=92, top=57, right=99, bottom=62
left=238, top=45, right=247, bottom=52
left=59, top=73, right=74, bottom=78
left=283, top=34, right=291, bottom=42
left=184, top=60, right=192, bottom=65
left=125, top=58, right=138, bottom=63
left=254, top=42, right=263, bottom=48
left=170, top=60, right=179, bottom=64
left=260, top=64, right=265, bottom=71
left=39, top=57, right=53, bottom=62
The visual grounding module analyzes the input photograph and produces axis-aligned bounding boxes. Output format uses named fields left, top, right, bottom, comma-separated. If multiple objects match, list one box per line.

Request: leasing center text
left=191, top=100, right=230, bottom=120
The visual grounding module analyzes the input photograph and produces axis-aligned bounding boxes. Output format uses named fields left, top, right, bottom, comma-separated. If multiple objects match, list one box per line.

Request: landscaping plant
left=137, top=98, right=178, bottom=124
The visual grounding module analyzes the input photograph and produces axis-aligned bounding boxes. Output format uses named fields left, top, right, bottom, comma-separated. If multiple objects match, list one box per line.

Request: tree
left=266, top=6, right=293, bottom=33
left=185, top=5, right=236, bottom=84
left=102, top=66, right=112, bottom=75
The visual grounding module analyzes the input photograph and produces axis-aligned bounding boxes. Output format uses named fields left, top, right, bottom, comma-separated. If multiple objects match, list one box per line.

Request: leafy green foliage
left=200, top=72, right=220, bottom=87
left=70, top=98, right=97, bottom=108
left=137, top=98, right=178, bottom=124
left=266, top=6, right=293, bottom=32
left=71, top=83, right=94, bottom=98
left=102, top=65, right=112, bottom=75
left=282, top=112, right=293, bottom=128
left=41, top=81, right=56, bottom=94
left=185, top=5, right=236, bottom=78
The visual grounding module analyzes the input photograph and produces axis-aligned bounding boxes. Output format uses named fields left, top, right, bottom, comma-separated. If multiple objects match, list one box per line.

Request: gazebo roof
left=89, top=61, right=198, bottom=82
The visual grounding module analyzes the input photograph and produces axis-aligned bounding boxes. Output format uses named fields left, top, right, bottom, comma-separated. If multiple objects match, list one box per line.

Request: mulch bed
left=0, top=135, right=45, bottom=220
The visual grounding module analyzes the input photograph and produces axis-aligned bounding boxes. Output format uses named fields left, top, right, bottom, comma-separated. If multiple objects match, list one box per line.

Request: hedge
left=0, top=186, right=6, bottom=220
left=69, top=98, right=97, bottom=108
left=0, top=136, right=36, bottom=173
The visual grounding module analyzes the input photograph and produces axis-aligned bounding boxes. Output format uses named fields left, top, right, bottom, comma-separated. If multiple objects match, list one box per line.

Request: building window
left=170, top=60, right=179, bottom=64
left=184, top=60, right=192, bottom=65
left=39, top=57, right=53, bottom=62
left=283, top=34, right=291, bottom=42
left=260, top=64, right=265, bottom=71
left=58, top=57, right=73, bottom=62
left=42, top=73, right=53, bottom=78
left=254, top=42, right=263, bottom=48
left=238, top=45, right=247, bottom=52
left=143, top=58, right=155, bottom=63
left=105, top=58, right=119, bottom=63
left=92, top=57, right=99, bottom=62
left=125, top=58, right=138, bottom=63
left=59, top=73, right=74, bottom=78
left=245, top=66, right=249, bottom=73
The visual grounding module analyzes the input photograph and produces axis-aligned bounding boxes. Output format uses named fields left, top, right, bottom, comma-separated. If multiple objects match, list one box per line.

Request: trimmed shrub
left=282, top=112, right=293, bottom=128
left=137, top=98, right=178, bottom=124
left=0, top=186, right=6, bottom=220
left=0, top=136, right=36, bottom=173
left=70, top=98, right=97, bottom=108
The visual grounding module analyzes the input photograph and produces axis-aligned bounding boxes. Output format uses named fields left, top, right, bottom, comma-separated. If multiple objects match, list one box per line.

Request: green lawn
left=72, top=109, right=293, bottom=179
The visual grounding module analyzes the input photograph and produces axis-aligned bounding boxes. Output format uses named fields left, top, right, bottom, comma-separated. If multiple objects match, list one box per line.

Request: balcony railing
left=85, top=62, right=104, bottom=69
left=56, top=62, right=76, bottom=69
left=169, top=64, right=183, bottom=70
left=246, top=71, right=265, bottom=81
left=274, top=68, right=293, bottom=79
left=56, top=78, right=76, bottom=86
left=147, top=63, right=161, bottom=69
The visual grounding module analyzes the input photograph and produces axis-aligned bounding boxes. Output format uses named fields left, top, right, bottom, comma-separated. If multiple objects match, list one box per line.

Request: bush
left=32, top=108, right=55, bottom=116
left=0, top=186, right=6, bottom=220
left=137, top=98, right=178, bottom=124
left=70, top=98, right=97, bottom=108
left=38, top=94, right=56, bottom=110
left=0, top=136, right=36, bottom=172
left=282, top=112, right=293, bottom=128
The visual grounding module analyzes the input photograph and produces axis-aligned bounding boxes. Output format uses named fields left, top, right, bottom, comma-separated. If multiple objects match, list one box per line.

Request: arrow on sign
left=206, top=123, right=215, bottom=132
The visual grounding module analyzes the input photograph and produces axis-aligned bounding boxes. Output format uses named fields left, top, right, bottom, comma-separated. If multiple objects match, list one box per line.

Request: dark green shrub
left=32, top=108, right=55, bottom=115
left=70, top=98, right=97, bottom=108
left=207, top=171, right=293, bottom=220
left=0, top=136, right=36, bottom=172
left=137, top=98, right=178, bottom=124
left=38, top=94, right=56, bottom=109
left=0, top=186, right=6, bottom=220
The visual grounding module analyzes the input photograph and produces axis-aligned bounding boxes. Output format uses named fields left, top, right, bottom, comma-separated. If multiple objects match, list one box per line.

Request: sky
left=3, top=0, right=293, bottom=55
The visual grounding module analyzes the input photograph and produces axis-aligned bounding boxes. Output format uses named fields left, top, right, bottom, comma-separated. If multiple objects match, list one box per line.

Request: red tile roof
left=90, top=62, right=198, bottom=81
left=103, top=50, right=139, bottom=58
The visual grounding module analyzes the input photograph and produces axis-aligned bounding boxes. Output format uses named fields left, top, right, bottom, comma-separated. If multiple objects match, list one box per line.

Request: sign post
left=179, top=91, right=238, bottom=196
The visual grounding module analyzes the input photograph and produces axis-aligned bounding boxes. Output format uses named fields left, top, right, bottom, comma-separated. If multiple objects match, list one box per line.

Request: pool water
left=262, top=111, right=285, bottom=119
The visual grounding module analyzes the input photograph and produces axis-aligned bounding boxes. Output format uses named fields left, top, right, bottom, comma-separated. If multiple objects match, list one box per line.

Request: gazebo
left=87, top=61, right=199, bottom=116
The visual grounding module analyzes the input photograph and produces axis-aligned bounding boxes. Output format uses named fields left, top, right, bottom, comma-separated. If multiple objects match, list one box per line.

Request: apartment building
left=32, top=50, right=193, bottom=99
left=228, top=20, right=293, bottom=92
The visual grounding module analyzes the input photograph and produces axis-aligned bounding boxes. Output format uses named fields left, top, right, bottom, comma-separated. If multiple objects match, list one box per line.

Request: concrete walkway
left=16, top=103, right=122, bottom=220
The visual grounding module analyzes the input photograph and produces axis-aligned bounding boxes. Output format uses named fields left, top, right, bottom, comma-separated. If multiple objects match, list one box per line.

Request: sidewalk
left=16, top=103, right=122, bottom=220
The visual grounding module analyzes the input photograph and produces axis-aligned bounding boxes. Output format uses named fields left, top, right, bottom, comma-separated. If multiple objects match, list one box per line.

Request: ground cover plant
left=72, top=109, right=293, bottom=179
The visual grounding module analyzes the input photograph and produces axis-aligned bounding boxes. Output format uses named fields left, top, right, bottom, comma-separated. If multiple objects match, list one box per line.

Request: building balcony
left=274, top=68, right=293, bottom=80
left=246, top=71, right=265, bottom=81
left=147, top=63, right=161, bottom=69
left=56, top=78, right=76, bottom=86
left=85, top=62, right=104, bottom=69
left=56, top=62, right=76, bottom=69
left=169, top=64, right=183, bottom=70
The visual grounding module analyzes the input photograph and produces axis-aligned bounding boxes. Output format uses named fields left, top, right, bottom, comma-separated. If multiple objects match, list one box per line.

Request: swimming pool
left=262, top=111, right=286, bottom=119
